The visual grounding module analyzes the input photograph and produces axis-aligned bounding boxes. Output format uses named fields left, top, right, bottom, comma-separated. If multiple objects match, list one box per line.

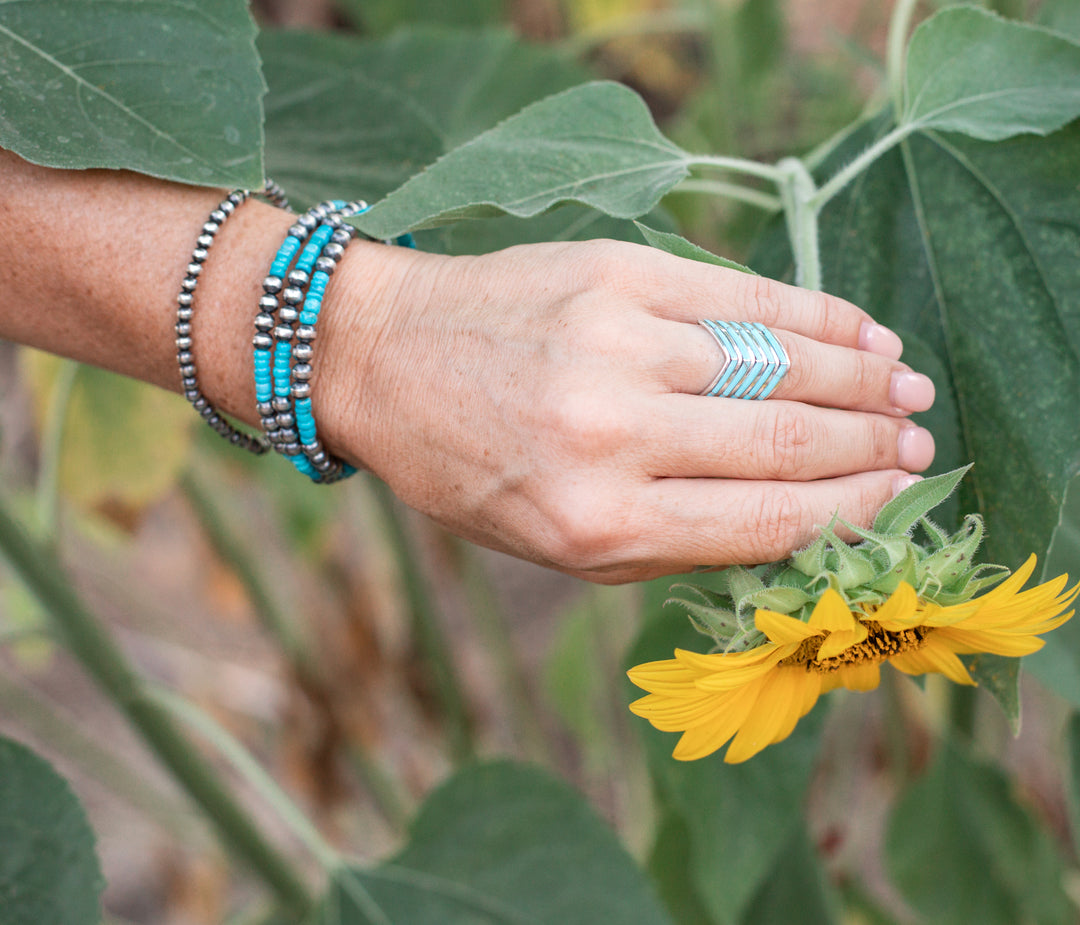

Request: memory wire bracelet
left=255, top=200, right=366, bottom=483
left=177, top=179, right=289, bottom=454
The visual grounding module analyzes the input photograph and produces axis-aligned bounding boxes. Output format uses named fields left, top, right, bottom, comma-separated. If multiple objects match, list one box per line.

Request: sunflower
left=628, top=555, right=1078, bottom=764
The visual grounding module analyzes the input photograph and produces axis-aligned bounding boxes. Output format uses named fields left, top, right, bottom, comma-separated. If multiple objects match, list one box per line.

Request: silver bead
left=186, top=262, right=202, bottom=277
left=220, top=199, right=236, bottom=214
left=272, top=396, right=291, bottom=412
left=193, top=396, right=209, bottom=412
left=175, top=321, right=192, bottom=336
left=181, top=277, right=198, bottom=292
left=177, top=292, right=193, bottom=308
left=182, top=376, right=198, bottom=391
left=296, top=324, right=316, bottom=343
left=288, top=223, right=307, bottom=239
left=254, top=312, right=275, bottom=331
left=298, top=213, right=319, bottom=231
left=184, top=388, right=200, bottom=402
left=275, top=412, right=294, bottom=428
left=293, top=381, right=312, bottom=399
left=209, top=209, right=226, bottom=223
left=323, top=242, right=345, bottom=261
left=258, top=294, right=278, bottom=313
left=273, top=324, right=293, bottom=341
left=278, top=306, right=299, bottom=324
left=227, top=191, right=245, bottom=206
left=283, top=442, right=302, bottom=456
left=315, top=256, right=335, bottom=275
left=253, top=332, right=273, bottom=350
left=191, top=247, right=209, bottom=264
left=292, top=363, right=312, bottom=381
left=176, top=335, right=193, bottom=350
left=206, top=412, right=221, bottom=426
left=180, top=364, right=196, bottom=378
left=287, top=269, right=309, bottom=287
left=309, top=449, right=328, bottom=467
left=177, top=307, right=193, bottom=322
left=261, top=415, right=278, bottom=431
left=294, top=343, right=313, bottom=363
left=178, top=350, right=193, bottom=364
left=202, top=221, right=220, bottom=235
left=256, top=400, right=274, bottom=417
left=196, top=233, right=214, bottom=249
left=283, top=286, right=304, bottom=305
left=262, top=275, right=283, bottom=294
left=331, top=227, right=351, bottom=245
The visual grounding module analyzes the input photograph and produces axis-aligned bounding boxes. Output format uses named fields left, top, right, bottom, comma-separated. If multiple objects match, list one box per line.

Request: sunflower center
left=779, top=621, right=932, bottom=672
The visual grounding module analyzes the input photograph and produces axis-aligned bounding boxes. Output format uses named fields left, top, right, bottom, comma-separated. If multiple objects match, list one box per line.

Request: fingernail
left=892, top=474, right=923, bottom=497
left=897, top=425, right=935, bottom=472
left=890, top=371, right=935, bottom=413
left=859, top=321, right=903, bottom=360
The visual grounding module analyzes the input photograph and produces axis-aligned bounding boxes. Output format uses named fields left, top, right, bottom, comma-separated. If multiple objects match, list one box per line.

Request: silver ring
left=698, top=320, right=790, bottom=399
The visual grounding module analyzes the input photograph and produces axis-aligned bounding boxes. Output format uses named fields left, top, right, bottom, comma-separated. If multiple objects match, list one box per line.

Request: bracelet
left=254, top=200, right=365, bottom=483
left=177, top=180, right=289, bottom=454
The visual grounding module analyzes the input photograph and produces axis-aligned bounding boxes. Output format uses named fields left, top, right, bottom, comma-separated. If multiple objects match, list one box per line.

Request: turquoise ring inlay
left=699, top=320, right=790, bottom=400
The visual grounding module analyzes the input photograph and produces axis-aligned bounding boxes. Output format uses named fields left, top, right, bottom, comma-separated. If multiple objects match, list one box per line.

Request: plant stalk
left=670, top=178, right=782, bottom=212
left=0, top=494, right=313, bottom=917
left=777, top=157, right=822, bottom=291
left=887, top=0, right=920, bottom=119
left=367, top=478, right=475, bottom=763
left=808, top=124, right=911, bottom=212
left=689, top=153, right=786, bottom=184
left=36, top=359, right=79, bottom=537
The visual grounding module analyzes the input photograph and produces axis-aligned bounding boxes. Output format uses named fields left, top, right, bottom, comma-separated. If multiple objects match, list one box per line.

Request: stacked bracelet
left=254, top=199, right=366, bottom=483
left=177, top=180, right=289, bottom=454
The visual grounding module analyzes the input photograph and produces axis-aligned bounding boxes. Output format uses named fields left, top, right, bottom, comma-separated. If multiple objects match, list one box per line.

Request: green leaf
left=261, top=28, right=592, bottom=210
left=741, top=824, right=840, bottom=925
left=1064, top=712, right=1080, bottom=849
left=0, top=0, right=264, bottom=187
left=872, top=466, right=970, bottom=537
left=647, top=811, right=713, bottom=925
left=0, top=734, right=104, bottom=925
left=903, top=6, right=1080, bottom=140
left=634, top=223, right=757, bottom=274
left=313, top=762, right=672, bottom=925
left=352, top=81, right=692, bottom=239
left=886, top=741, right=1072, bottom=925
left=23, top=352, right=193, bottom=512
left=628, top=614, right=824, bottom=925
left=1022, top=471, right=1080, bottom=705
left=964, top=653, right=1021, bottom=733
left=763, top=117, right=1080, bottom=571
left=1038, top=0, right=1080, bottom=41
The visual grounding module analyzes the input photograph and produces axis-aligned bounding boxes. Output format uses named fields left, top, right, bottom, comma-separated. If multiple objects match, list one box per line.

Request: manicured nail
left=859, top=321, right=903, bottom=360
left=892, top=474, right=923, bottom=497
left=897, top=425, right=935, bottom=472
left=890, top=371, right=935, bottom=413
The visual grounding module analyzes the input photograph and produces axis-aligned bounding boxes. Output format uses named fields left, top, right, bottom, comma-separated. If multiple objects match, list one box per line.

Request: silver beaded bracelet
left=176, top=180, right=289, bottom=454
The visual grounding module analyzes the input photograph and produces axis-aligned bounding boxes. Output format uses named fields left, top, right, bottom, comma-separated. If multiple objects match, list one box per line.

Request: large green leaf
left=352, top=81, right=692, bottom=239
left=261, top=28, right=591, bottom=209
left=628, top=605, right=824, bottom=925
left=1038, top=0, right=1080, bottom=41
left=314, top=761, right=672, bottom=925
left=903, top=6, right=1080, bottom=140
left=756, top=117, right=1080, bottom=573
left=0, top=734, right=104, bottom=925
left=0, top=0, right=264, bottom=187
left=741, top=825, right=839, bottom=925
left=885, top=741, right=1072, bottom=925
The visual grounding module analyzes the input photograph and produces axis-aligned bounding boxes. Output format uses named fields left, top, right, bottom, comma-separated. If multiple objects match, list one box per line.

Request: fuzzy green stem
left=887, top=0, right=919, bottom=118
left=368, top=479, right=475, bottom=764
left=180, top=469, right=311, bottom=673
left=808, top=124, right=912, bottom=212
left=36, top=359, right=79, bottom=536
left=688, top=154, right=786, bottom=184
left=670, top=178, right=782, bottom=212
left=777, top=157, right=822, bottom=291
left=0, top=494, right=313, bottom=916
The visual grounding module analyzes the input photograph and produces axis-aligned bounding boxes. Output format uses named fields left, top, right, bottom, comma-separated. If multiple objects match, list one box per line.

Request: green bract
left=668, top=467, right=1009, bottom=654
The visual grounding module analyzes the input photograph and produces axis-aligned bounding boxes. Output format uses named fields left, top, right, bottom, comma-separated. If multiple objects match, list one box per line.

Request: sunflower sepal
left=872, top=464, right=971, bottom=535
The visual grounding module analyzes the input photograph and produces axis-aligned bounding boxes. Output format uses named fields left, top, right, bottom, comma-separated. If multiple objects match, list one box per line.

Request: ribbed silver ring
left=698, top=320, right=790, bottom=400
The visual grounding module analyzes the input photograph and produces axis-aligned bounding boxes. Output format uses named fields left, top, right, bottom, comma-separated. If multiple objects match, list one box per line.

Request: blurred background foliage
left=1, top=0, right=1079, bottom=923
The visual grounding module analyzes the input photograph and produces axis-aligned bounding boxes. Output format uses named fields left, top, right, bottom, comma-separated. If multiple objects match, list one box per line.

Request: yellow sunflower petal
left=630, top=690, right=739, bottom=732
left=627, top=658, right=699, bottom=695
left=807, top=588, right=859, bottom=633
left=723, top=667, right=820, bottom=763
left=755, top=609, right=821, bottom=644
left=672, top=681, right=762, bottom=761
left=868, top=582, right=920, bottom=630
left=889, top=638, right=974, bottom=685
left=694, top=649, right=790, bottom=691
left=835, top=660, right=882, bottom=691
left=932, top=627, right=1045, bottom=658
left=674, top=645, right=779, bottom=674
left=816, top=622, right=869, bottom=660
left=769, top=670, right=823, bottom=745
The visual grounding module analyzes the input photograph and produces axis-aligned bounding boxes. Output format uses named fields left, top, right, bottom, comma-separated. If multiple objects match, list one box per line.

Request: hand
left=317, top=238, right=935, bottom=583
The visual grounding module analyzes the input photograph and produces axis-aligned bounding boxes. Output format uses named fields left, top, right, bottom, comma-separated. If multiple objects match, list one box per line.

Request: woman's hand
left=318, top=238, right=935, bottom=583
